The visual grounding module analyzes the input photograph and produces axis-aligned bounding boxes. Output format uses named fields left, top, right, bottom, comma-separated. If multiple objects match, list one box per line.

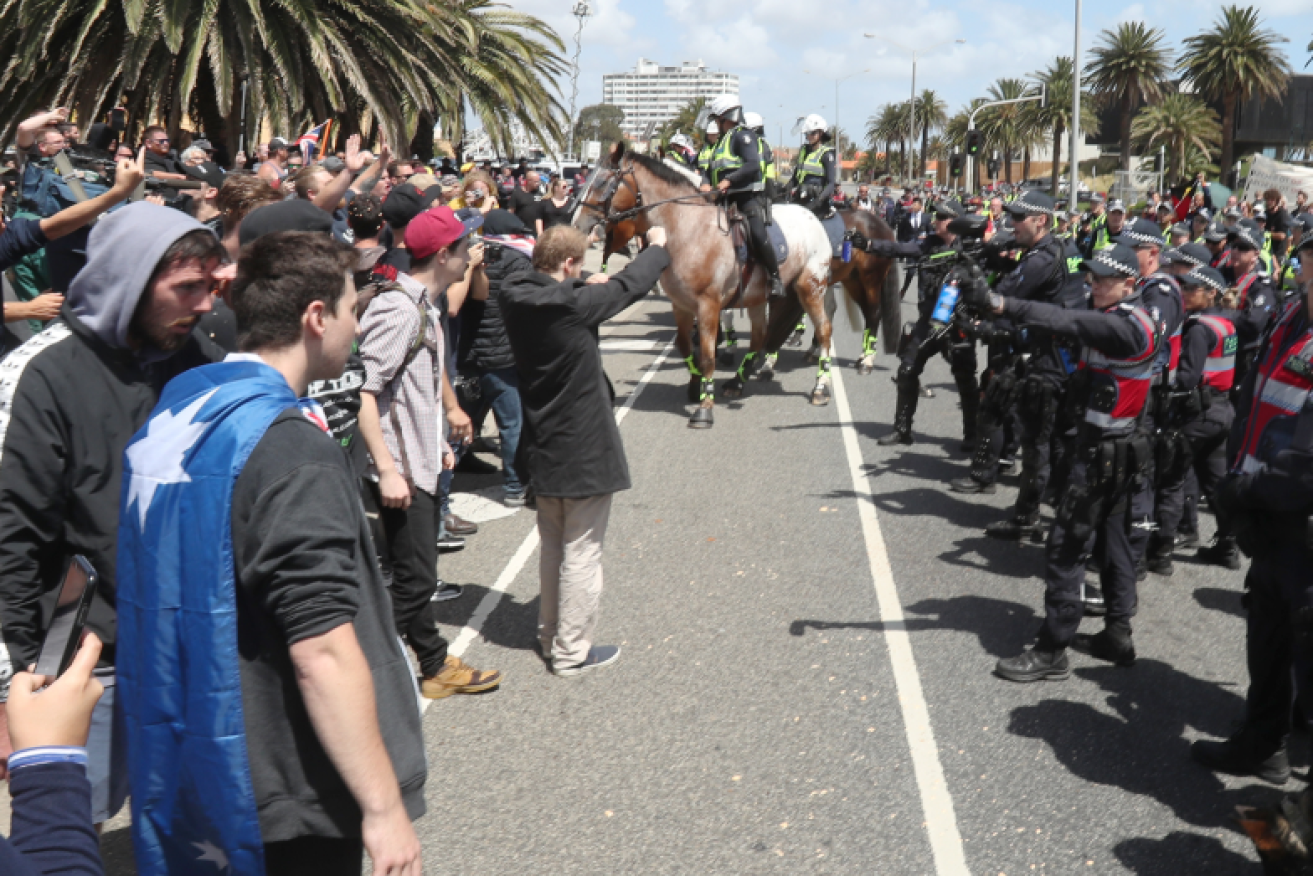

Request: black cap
left=481, top=209, right=529, bottom=236
left=1001, top=190, right=1056, bottom=217
left=184, top=161, right=225, bottom=189
left=1081, top=243, right=1140, bottom=278
left=239, top=199, right=333, bottom=246
left=382, top=183, right=443, bottom=229
left=1167, top=242, right=1211, bottom=268
left=1229, top=219, right=1263, bottom=251
left=1117, top=218, right=1165, bottom=249
left=1169, top=222, right=1190, bottom=238
left=1181, top=265, right=1226, bottom=293
left=268, top=137, right=289, bottom=152
left=932, top=198, right=964, bottom=218
left=1203, top=221, right=1229, bottom=243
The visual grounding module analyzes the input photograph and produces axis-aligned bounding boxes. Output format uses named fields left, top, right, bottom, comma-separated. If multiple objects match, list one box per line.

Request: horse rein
left=577, top=158, right=720, bottom=226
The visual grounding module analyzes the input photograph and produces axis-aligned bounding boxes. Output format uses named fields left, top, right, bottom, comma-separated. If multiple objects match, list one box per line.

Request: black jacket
left=0, top=308, right=219, bottom=670
left=499, top=245, right=670, bottom=497
left=462, top=245, right=532, bottom=372
left=896, top=210, right=928, bottom=243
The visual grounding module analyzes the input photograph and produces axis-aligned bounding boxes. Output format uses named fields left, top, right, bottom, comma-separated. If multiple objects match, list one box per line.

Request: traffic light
left=949, top=153, right=963, bottom=178
left=965, top=129, right=982, bottom=156
left=987, top=157, right=1000, bottom=178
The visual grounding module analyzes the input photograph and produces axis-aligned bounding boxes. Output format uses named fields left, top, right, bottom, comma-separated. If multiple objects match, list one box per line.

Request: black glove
left=959, top=264, right=992, bottom=313
left=848, top=231, right=868, bottom=251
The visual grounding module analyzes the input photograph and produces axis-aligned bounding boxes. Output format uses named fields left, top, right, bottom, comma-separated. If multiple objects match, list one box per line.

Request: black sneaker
left=1146, top=553, right=1174, bottom=576
left=437, top=533, right=466, bottom=552
left=995, top=648, right=1070, bottom=683
left=950, top=476, right=996, bottom=495
left=877, top=429, right=913, bottom=446
left=553, top=645, right=621, bottom=678
left=986, top=517, right=1045, bottom=542
left=430, top=580, right=464, bottom=602
left=1072, top=629, right=1136, bottom=666
left=1082, top=582, right=1107, bottom=616
left=1191, top=736, right=1290, bottom=785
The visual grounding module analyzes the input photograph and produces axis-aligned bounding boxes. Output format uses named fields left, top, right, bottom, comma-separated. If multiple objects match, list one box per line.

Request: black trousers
left=1240, top=542, right=1313, bottom=755
left=1013, top=374, right=1065, bottom=521
left=1154, top=400, right=1233, bottom=541
left=1038, top=457, right=1154, bottom=650
left=366, top=482, right=449, bottom=678
left=728, top=192, right=780, bottom=277
left=265, top=836, right=364, bottom=876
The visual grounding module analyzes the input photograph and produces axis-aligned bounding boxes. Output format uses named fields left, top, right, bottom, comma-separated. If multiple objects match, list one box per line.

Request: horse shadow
left=1008, top=658, right=1281, bottom=830
left=1193, top=586, right=1246, bottom=620
left=790, top=594, right=1041, bottom=659
left=1112, top=832, right=1257, bottom=875
left=865, top=486, right=1005, bottom=531
left=431, top=583, right=542, bottom=653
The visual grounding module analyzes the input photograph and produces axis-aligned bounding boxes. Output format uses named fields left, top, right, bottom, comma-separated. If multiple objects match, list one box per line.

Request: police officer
left=666, top=133, right=699, bottom=173
left=1190, top=237, right=1313, bottom=785
left=1078, top=193, right=1109, bottom=257
left=952, top=191, right=1081, bottom=502
left=789, top=114, right=838, bottom=219
left=848, top=199, right=978, bottom=447
left=975, top=244, right=1161, bottom=681
left=699, top=95, right=785, bottom=298
left=1147, top=266, right=1238, bottom=574
left=697, top=120, right=719, bottom=177
left=743, top=112, right=778, bottom=203
left=1222, top=220, right=1279, bottom=391
left=1203, top=220, right=1231, bottom=269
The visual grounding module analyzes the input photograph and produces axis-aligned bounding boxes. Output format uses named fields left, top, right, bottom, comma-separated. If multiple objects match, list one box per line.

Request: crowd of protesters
left=0, top=108, right=654, bottom=876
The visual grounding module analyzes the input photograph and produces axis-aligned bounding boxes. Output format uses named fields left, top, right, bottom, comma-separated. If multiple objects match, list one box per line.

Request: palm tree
left=1024, top=57, right=1100, bottom=194
left=912, top=89, right=948, bottom=178
left=865, top=102, right=909, bottom=178
left=1178, top=5, right=1292, bottom=186
left=0, top=0, right=567, bottom=162
left=978, top=79, right=1033, bottom=183
left=658, top=97, right=708, bottom=147
left=1130, top=92, right=1221, bottom=182
left=1084, top=22, right=1173, bottom=171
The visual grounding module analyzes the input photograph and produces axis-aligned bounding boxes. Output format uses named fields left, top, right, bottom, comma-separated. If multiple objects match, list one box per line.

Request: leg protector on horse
left=735, top=350, right=761, bottom=382
left=862, top=328, right=878, bottom=360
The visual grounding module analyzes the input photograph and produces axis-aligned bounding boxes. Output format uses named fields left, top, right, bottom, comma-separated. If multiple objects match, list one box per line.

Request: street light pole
left=1068, top=0, right=1082, bottom=206
left=566, top=1, right=592, bottom=161
left=865, top=34, right=965, bottom=186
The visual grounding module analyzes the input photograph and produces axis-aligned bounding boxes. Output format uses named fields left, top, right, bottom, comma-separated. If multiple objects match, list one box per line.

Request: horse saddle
left=820, top=212, right=846, bottom=259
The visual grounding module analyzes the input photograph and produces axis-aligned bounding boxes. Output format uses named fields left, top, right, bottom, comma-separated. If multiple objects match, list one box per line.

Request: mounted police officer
left=666, top=133, right=699, bottom=173
left=697, top=120, right=719, bottom=177
left=699, top=95, right=785, bottom=298
left=788, top=114, right=838, bottom=220
left=953, top=191, right=1082, bottom=511
left=743, top=112, right=778, bottom=203
left=974, top=244, right=1162, bottom=681
left=1190, top=234, right=1313, bottom=786
left=848, top=199, right=978, bottom=447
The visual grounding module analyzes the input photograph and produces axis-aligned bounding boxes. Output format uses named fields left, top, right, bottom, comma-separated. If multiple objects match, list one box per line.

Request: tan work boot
left=420, top=655, right=503, bottom=699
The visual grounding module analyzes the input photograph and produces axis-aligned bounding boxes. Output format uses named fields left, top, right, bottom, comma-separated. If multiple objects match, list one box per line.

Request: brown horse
left=574, top=143, right=836, bottom=428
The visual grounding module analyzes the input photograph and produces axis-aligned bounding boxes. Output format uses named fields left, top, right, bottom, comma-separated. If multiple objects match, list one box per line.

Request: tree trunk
left=1023, top=145, right=1031, bottom=183
left=1220, top=92, right=1238, bottom=187
left=919, top=124, right=929, bottom=178
left=1004, top=144, right=1013, bottom=183
left=1050, top=123, right=1063, bottom=195
left=1119, top=91, right=1134, bottom=172
left=409, top=111, right=435, bottom=164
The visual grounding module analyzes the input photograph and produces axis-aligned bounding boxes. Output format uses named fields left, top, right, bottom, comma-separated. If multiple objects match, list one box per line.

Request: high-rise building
left=603, top=59, right=738, bottom=138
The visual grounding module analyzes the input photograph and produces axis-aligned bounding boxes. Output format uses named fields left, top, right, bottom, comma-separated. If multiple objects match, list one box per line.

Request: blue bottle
left=931, top=279, right=960, bottom=326
left=841, top=239, right=852, bottom=263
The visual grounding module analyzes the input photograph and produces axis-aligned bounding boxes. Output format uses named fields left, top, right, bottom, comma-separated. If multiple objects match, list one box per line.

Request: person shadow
left=1193, top=586, right=1246, bottom=620
left=431, top=582, right=541, bottom=653
left=1111, top=831, right=1258, bottom=875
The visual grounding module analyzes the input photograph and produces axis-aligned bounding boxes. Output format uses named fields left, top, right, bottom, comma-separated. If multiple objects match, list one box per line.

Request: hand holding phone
left=8, top=633, right=104, bottom=751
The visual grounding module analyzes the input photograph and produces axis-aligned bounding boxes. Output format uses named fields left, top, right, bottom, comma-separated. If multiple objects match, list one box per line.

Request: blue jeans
left=474, top=367, right=524, bottom=495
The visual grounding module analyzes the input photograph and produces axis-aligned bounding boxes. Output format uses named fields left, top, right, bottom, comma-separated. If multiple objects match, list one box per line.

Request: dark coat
left=498, top=245, right=670, bottom=497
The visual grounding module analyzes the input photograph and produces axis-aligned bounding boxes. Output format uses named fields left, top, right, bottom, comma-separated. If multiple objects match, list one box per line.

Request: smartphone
left=33, top=556, right=98, bottom=678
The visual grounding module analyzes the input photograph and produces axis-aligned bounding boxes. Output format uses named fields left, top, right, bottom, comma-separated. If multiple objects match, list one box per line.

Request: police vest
left=1140, top=272, right=1183, bottom=379
left=1078, top=302, right=1160, bottom=435
left=793, top=144, right=833, bottom=187
left=1232, top=302, right=1313, bottom=475
left=757, top=136, right=777, bottom=182
left=1190, top=313, right=1238, bottom=392
left=708, top=128, right=763, bottom=192
left=697, top=144, right=715, bottom=174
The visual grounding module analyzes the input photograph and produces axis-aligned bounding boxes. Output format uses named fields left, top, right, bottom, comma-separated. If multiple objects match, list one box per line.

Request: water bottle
left=930, top=279, right=960, bottom=327
left=841, top=238, right=852, bottom=263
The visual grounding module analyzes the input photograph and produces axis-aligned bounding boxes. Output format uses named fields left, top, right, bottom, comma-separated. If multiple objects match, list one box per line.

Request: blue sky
left=510, top=0, right=1311, bottom=146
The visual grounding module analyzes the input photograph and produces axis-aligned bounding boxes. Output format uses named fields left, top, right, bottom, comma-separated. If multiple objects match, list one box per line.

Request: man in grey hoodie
left=0, top=202, right=226, bottom=822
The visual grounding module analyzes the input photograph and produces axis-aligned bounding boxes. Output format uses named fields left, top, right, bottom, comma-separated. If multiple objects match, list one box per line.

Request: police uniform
left=703, top=123, right=783, bottom=296
left=754, top=129, right=778, bottom=203
left=988, top=244, right=1162, bottom=681
left=1223, top=221, right=1279, bottom=392
left=1191, top=294, right=1313, bottom=784
left=791, top=140, right=837, bottom=218
left=855, top=199, right=978, bottom=446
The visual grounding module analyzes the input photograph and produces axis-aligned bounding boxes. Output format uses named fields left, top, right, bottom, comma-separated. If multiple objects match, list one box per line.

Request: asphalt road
left=70, top=252, right=1279, bottom=873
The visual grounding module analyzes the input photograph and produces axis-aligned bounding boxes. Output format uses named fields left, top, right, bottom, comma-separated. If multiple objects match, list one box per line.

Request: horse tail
left=840, top=279, right=864, bottom=336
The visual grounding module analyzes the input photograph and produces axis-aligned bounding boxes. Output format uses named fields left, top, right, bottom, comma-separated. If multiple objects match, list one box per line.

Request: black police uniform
left=857, top=202, right=978, bottom=446
left=989, top=250, right=1162, bottom=680
left=1226, top=264, right=1279, bottom=392
left=701, top=125, right=783, bottom=296
left=790, top=142, right=837, bottom=219
left=1191, top=298, right=1313, bottom=782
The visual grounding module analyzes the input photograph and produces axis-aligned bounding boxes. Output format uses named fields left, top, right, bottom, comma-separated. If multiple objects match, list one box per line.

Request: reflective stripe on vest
left=708, top=127, right=762, bottom=191
left=1080, top=305, right=1159, bottom=434
left=793, top=144, right=833, bottom=186
left=1193, top=314, right=1238, bottom=391
left=1234, top=302, right=1313, bottom=475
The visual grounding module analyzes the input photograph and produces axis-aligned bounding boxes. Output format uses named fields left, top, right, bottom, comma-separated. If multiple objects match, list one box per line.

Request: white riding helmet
left=668, top=133, right=694, bottom=152
left=743, top=111, right=764, bottom=131
left=707, top=94, right=742, bottom=120
left=792, top=113, right=829, bottom=137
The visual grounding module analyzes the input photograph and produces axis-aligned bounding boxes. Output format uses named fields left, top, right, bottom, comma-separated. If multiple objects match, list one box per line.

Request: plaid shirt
left=359, top=272, right=447, bottom=494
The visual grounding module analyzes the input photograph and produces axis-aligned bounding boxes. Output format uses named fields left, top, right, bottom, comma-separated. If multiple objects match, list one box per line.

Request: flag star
left=125, top=389, right=217, bottom=529
left=192, top=840, right=230, bottom=871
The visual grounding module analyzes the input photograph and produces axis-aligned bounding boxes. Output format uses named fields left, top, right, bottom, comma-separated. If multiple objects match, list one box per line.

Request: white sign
left=585, top=141, right=602, bottom=161
left=1242, top=154, right=1313, bottom=206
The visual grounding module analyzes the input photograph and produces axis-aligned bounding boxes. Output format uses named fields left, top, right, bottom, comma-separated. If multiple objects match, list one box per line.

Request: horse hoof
left=857, top=357, right=875, bottom=376
left=811, top=385, right=832, bottom=406
left=688, top=406, right=714, bottom=429
left=722, top=379, right=744, bottom=400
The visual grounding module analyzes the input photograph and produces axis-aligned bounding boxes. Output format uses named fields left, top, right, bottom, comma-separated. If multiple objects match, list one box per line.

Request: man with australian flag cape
left=117, top=230, right=426, bottom=875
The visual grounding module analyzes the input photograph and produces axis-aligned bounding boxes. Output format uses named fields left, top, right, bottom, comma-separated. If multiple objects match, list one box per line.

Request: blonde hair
left=408, top=173, right=438, bottom=191
left=533, top=225, right=588, bottom=273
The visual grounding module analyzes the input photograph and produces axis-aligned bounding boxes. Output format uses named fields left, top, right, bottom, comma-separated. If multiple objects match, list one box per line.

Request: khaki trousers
left=536, top=493, right=613, bottom=669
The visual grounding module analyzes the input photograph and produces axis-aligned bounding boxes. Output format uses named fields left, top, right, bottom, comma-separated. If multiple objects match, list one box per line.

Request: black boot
left=1197, top=535, right=1241, bottom=570
left=1145, top=534, right=1175, bottom=576
left=956, top=373, right=980, bottom=454
left=950, top=475, right=996, bottom=494
left=986, top=514, right=1044, bottom=542
left=1072, top=623, right=1136, bottom=666
left=878, top=380, right=917, bottom=446
left=995, top=647, right=1070, bottom=683
left=1191, top=734, right=1290, bottom=785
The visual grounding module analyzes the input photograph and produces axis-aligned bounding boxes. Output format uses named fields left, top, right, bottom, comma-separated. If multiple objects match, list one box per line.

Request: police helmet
left=706, top=95, right=744, bottom=126
left=792, top=114, right=829, bottom=138
left=668, top=133, right=694, bottom=152
left=743, top=112, right=764, bottom=132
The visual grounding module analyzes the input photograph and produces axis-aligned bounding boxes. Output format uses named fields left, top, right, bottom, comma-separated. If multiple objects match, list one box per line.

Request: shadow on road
left=937, top=534, right=1047, bottom=580
left=1112, top=831, right=1256, bottom=875
left=433, top=583, right=542, bottom=653
left=1193, top=586, right=1246, bottom=620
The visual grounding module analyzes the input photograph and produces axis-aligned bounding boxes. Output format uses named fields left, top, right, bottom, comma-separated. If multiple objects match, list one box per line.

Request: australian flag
left=116, top=360, right=325, bottom=876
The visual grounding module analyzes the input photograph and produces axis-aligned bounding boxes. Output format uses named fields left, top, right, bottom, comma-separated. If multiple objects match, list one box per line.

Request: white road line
left=421, top=339, right=676, bottom=713
left=830, top=364, right=972, bottom=876
left=599, top=339, right=661, bottom=352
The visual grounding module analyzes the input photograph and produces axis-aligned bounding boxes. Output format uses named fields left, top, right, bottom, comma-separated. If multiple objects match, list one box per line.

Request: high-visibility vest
left=1232, top=301, right=1313, bottom=475
left=1077, top=303, right=1160, bottom=435
left=1092, top=213, right=1111, bottom=251
left=1190, top=313, right=1238, bottom=392
left=758, top=135, right=777, bottom=182
left=708, top=127, right=763, bottom=192
left=793, top=143, right=833, bottom=187
left=697, top=144, right=715, bottom=175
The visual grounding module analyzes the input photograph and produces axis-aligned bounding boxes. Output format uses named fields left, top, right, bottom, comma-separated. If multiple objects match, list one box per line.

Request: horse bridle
left=575, top=157, right=718, bottom=226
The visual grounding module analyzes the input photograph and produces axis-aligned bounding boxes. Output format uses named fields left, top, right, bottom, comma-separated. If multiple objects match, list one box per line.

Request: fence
left=1110, top=169, right=1164, bottom=206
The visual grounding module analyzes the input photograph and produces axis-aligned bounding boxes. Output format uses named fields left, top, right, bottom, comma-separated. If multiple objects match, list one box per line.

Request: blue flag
left=117, top=360, right=320, bottom=876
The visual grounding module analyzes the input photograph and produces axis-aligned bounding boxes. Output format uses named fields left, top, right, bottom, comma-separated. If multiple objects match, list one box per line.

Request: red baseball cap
left=405, top=206, right=483, bottom=260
